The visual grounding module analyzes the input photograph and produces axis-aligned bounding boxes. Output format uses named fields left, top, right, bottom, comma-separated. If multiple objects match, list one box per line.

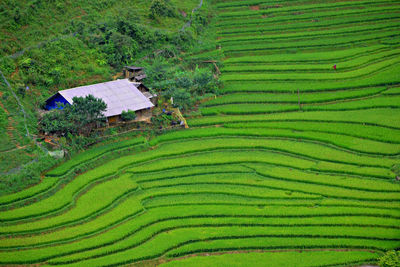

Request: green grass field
left=0, top=0, right=399, bottom=266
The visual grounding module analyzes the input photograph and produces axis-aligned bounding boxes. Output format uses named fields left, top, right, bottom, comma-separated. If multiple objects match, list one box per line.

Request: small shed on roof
left=125, top=66, right=143, bottom=71
left=45, top=79, right=154, bottom=121
left=134, top=74, right=147, bottom=82
left=123, top=66, right=145, bottom=80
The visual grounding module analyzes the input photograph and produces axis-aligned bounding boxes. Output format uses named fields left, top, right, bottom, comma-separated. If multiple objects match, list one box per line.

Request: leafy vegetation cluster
left=150, top=0, right=178, bottom=20
left=40, top=95, right=107, bottom=136
left=379, top=250, right=400, bottom=267
left=0, top=0, right=201, bottom=55
left=121, top=110, right=137, bottom=121
left=143, top=58, right=219, bottom=110
left=0, top=0, right=216, bottom=191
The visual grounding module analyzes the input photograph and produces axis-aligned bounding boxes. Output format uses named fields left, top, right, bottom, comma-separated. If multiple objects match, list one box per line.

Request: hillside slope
left=0, top=0, right=202, bottom=188
left=0, top=0, right=399, bottom=266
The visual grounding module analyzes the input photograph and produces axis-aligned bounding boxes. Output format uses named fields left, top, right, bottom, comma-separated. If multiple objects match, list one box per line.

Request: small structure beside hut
left=123, top=66, right=147, bottom=82
left=123, top=66, right=157, bottom=104
left=45, top=79, right=154, bottom=125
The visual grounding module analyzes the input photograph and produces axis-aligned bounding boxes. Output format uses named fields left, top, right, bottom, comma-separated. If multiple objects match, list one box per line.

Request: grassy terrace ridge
left=221, top=49, right=400, bottom=72
left=46, top=137, right=147, bottom=177
left=217, top=12, right=400, bottom=32
left=216, top=0, right=396, bottom=9
left=159, top=251, right=381, bottom=267
left=217, top=0, right=398, bottom=17
left=0, top=0, right=400, bottom=266
left=201, top=87, right=389, bottom=106
left=216, top=6, right=400, bottom=27
left=218, top=18, right=400, bottom=38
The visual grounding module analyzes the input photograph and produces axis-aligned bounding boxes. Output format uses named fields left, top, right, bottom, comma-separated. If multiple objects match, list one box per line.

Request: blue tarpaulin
left=45, top=93, right=70, bottom=110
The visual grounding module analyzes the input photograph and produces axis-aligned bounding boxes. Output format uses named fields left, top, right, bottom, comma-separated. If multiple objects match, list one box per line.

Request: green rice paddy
left=0, top=0, right=399, bottom=266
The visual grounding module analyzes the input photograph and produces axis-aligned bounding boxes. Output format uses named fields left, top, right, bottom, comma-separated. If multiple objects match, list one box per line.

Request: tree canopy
left=40, top=95, right=107, bottom=136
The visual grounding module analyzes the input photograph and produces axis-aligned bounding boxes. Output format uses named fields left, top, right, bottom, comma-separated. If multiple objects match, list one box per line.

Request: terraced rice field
left=1, top=0, right=400, bottom=266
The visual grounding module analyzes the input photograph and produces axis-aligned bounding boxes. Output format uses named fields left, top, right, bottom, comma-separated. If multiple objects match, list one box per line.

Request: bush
left=0, top=57, right=16, bottom=76
left=379, top=251, right=400, bottom=267
left=121, top=110, right=136, bottom=121
left=140, top=57, right=218, bottom=113
left=192, top=10, right=210, bottom=34
left=151, top=113, right=173, bottom=128
left=174, top=71, right=193, bottom=89
left=143, top=56, right=175, bottom=89
left=17, top=84, right=26, bottom=97
left=172, top=30, right=194, bottom=50
left=149, top=0, right=177, bottom=20
left=171, top=88, right=193, bottom=111
left=103, top=31, right=138, bottom=67
left=193, top=66, right=217, bottom=94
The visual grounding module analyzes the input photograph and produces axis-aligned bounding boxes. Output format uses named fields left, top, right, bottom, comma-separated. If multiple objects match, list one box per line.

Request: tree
left=40, top=95, right=106, bottom=136
left=193, top=66, right=216, bottom=94
left=103, top=31, right=138, bottom=67
left=143, top=56, right=174, bottom=88
left=70, top=95, right=107, bottom=135
left=171, top=88, right=193, bottom=111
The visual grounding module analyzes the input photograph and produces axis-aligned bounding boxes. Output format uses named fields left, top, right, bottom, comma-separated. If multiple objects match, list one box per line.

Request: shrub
left=0, top=57, right=16, bottom=76
left=193, top=66, right=217, bottom=94
left=142, top=56, right=175, bottom=89
left=172, top=30, right=194, bottom=50
left=121, top=110, right=136, bottom=121
left=174, top=71, right=193, bottom=89
left=379, top=250, right=400, bottom=267
left=17, top=85, right=26, bottom=98
left=171, top=88, right=193, bottom=111
left=149, top=0, right=177, bottom=20
left=103, top=31, right=138, bottom=67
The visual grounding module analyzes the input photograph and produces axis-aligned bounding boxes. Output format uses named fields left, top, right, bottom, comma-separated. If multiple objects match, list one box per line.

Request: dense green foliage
left=150, top=0, right=177, bottom=20
left=40, top=95, right=106, bottom=136
left=0, top=0, right=399, bottom=266
left=379, top=250, right=400, bottom=267
left=121, top=110, right=137, bottom=121
left=0, top=0, right=208, bottom=186
left=142, top=58, right=218, bottom=110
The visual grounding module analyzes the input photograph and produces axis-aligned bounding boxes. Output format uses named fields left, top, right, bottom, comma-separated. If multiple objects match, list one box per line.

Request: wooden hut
left=45, top=79, right=154, bottom=124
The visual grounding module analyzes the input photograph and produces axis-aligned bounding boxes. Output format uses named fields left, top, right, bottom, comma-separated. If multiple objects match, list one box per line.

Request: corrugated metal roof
left=135, top=74, right=147, bottom=81
left=143, top=91, right=157, bottom=99
left=58, top=79, right=154, bottom=117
